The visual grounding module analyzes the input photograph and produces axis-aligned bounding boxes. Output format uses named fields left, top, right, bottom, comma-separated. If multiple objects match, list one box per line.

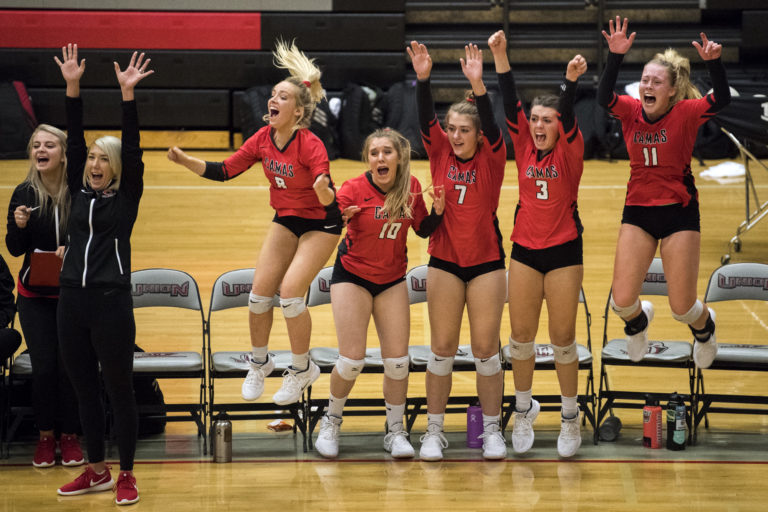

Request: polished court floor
left=1, top=149, right=768, bottom=510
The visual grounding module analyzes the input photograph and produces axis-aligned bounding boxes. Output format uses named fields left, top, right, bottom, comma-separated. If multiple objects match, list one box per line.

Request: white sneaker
left=693, top=308, right=718, bottom=369
left=419, top=424, right=448, bottom=461
left=479, top=423, right=507, bottom=460
left=383, top=429, right=415, bottom=459
left=627, top=300, right=654, bottom=362
left=241, top=354, right=275, bottom=401
left=512, top=399, right=540, bottom=454
left=557, top=411, right=582, bottom=458
left=272, top=361, right=320, bottom=405
left=315, top=415, right=342, bottom=458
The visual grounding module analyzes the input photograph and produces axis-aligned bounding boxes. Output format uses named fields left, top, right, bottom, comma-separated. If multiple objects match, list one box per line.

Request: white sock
left=385, top=402, right=406, bottom=432
left=482, top=414, right=500, bottom=429
left=251, top=346, right=269, bottom=364
left=291, top=352, right=310, bottom=371
left=561, top=395, right=579, bottom=419
left=327, top=393, right=347, bottom=419
left=427, top=413, right=444, bottom=431
left=515, top=389, right=532, bottom=413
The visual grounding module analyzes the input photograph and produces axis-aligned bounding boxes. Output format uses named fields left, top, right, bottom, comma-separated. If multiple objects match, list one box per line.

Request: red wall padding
left=0, top=10, right=261, bottom=50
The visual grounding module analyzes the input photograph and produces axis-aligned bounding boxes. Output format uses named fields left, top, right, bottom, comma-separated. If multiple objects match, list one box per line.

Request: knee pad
left=671, top=299, right=704, bottom=325
left=335, top=355, right=364, bottom=381
left=552, top=341, right=578, bottom=364
left=610, top=296, right=640, bottom=320
left=279, top=297, right=306, bottom=318
left=427, top=352, right=454, bottom=376
left=474, top=353, right=501, bottom=376
left=508, top=337, right=535, bottom=361
left=248, top=292, right=274, bottom=314
left=383, top=355, right=410, bottom=380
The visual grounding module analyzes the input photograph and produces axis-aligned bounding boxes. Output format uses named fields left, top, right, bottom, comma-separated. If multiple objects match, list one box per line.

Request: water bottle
left=213, top=413, right=232, bottom=462
left=666, top=393, right=687, bottom=451
left=466, top=403, right=483, bottom=448
left=599, top=415, right=622, bottom=442
left=642, top=395, right=662, bottom=449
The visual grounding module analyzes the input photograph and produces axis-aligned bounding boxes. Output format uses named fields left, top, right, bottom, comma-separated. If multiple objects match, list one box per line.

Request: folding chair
left=305, top=266, right=391, bottom=447
left=403, top=264, right=497, bottom=429
left=130, top=268, right=207, bottom=448
left=597, top=257, right=696, bottom=443
left=693, top=262, right=768, bottom=441
left=207, top=268, right=308, bottom=452
left=500, top=287, right=597, bottom=442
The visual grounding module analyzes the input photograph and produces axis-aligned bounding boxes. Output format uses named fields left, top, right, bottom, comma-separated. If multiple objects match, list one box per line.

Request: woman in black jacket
left=53, top=44, right=152, bottom=506
left=6, top=123, right=83, bottom=468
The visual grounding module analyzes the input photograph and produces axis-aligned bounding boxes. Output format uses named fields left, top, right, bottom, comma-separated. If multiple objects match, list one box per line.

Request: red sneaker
left=114, top=471, right=140, bottom=506
left=32, top=436, right=56, bottom=468
left=57, top=465, right=114, bottom=496
left=59, top=434, right=85, bottom=467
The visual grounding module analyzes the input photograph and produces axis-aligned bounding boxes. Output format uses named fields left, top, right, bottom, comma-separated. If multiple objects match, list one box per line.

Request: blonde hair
left=445, top=91, right=482, bottom=142
left=82, top=135, right=122, bottom=192
left=268, top=39, right=325, bottom=129
left=25, top=124, right=70, bottom=235
left=362, top=128, right=413, bottom=222
left=648, top=49, right=702, bottom=106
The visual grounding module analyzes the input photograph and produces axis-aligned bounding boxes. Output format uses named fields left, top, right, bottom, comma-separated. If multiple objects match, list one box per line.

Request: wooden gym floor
left=1, top=142, right=767, bottom=510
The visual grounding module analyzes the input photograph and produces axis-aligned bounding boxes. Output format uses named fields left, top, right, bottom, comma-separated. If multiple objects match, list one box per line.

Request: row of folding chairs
left=597, top=258, right=768, bottom=444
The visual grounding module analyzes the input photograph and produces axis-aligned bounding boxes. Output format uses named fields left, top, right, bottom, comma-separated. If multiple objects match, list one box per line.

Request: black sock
left=690, top=313, right=715, bottom=342
left=624, top=311, right=648, bottom=336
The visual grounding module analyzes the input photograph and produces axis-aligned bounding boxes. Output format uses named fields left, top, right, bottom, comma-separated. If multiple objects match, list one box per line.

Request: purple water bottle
left=467, top=403, right=483, bottom=448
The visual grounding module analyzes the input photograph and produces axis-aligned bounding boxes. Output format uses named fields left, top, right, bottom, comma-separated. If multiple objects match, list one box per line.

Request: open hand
left=54, top=43, right=85, bottom=83
left=114, top=51, right=154, bottom=91
left=460, top=43, right=484, bottom=84
left=407, top=40, right=433, bottom=81
left=601, top=16, right=636, bottom=54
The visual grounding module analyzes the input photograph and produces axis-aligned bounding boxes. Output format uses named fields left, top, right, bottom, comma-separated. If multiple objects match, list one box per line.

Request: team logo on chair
left=132, top=282, right=189, bottom=297
left=222, top=281, right=252, bottom=296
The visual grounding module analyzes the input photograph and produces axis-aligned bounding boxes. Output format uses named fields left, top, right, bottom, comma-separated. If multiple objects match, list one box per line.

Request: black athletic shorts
left=621, top=201, right=700, bottom=240
left=330, top=254, right=404, bottom=298
left=273, top=213, right=342, bottom=237
left=511, top=235, right=583, bottom=274
left=428, top=256, right=505, bottom=283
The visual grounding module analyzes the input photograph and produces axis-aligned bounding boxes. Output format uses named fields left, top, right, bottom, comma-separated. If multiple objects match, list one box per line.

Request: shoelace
left=384, top=430, right=410, bottom=444
left=560, top=419, right=580, bottom=438
left=114, top=473, right=136, bottom=493
left=419, top=430, right=448, bottom=448
left=319, top=417, right=341, bottom=439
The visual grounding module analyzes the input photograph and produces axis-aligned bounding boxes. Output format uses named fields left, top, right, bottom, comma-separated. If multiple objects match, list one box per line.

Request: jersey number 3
left=535, top=179, right=549, bottom=200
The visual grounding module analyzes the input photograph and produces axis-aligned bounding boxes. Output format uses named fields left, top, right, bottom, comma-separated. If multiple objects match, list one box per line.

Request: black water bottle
left=666, top=393, right=686, bottom=451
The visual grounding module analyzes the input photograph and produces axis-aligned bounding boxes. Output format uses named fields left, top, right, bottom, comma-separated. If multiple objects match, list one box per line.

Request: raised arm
left=407, top=40, right=436, bottom=133
left=597, top=16, right=636, bottom=108
left=693, top=32, right=731, bottom=111
left=461, top=43, right=500, bottom=145
left=489, top=30, right=520, bottom=124
left=559, top=54, right=587, bottom=133
left=55, top=44, right=87, bottom=192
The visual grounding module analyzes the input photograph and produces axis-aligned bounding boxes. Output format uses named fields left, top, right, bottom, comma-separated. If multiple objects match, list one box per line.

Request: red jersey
left=508, top=105, right=584, bottom=249
left=221, top=126, right=331, bottom=219
left=337, top=173, right=429, bottom=284
left=422, top=117, right=506, bottom=267
left=608, top=94, right=716, bottom=207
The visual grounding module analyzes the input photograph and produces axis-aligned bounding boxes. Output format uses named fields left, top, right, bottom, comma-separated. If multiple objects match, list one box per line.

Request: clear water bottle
left=666, top=393, right=686, bottom=451
left=213, top=413, right=232, bottom=462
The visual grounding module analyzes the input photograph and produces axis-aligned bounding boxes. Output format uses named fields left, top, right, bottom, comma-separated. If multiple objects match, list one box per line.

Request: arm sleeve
left=120, top=100, right=144, bottom=203
left=416, top=79, right=437, bottom=134
left=475, top=92, right=501, bottom=146
left=414, top=208, right=443, bottom=238
left=64, top=96, right=87, bottom=193
left=558, top=78, right=578, bottom=134
left=705, top=58, right=731, bottom=113
left=497, top=70, right=522, bottom=123
left=597, top=52, right=624, bottom=109
left=202, top=161, right=229, bottom=181
left=5, top=188, right=29, bottom=257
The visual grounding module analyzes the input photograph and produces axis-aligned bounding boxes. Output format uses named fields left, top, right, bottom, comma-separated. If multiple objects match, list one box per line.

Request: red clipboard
left=28, top=249, right=62, bottom=287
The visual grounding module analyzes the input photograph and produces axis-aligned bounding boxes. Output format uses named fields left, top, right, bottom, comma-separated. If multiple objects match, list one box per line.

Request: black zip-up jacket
left=6, top=183, right=65, bottom=296
left=59, top=96, right=144, bottom=289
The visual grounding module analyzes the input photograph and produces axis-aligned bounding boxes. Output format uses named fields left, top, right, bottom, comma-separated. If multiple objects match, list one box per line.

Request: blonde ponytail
left=272, top=39, right=325, bottom=128
left=649, top=49, right=702, bottom=106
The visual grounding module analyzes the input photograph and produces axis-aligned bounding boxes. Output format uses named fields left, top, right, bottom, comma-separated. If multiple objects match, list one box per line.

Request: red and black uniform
left=499, top=70, right=584, bottom=252
left=417, top=79, right=506, bottom=273
left=203, top=126, right=341, bottom=229
left=598, top=52, right=730, bottom=209
left=335, top=172, right=441, bottom=287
